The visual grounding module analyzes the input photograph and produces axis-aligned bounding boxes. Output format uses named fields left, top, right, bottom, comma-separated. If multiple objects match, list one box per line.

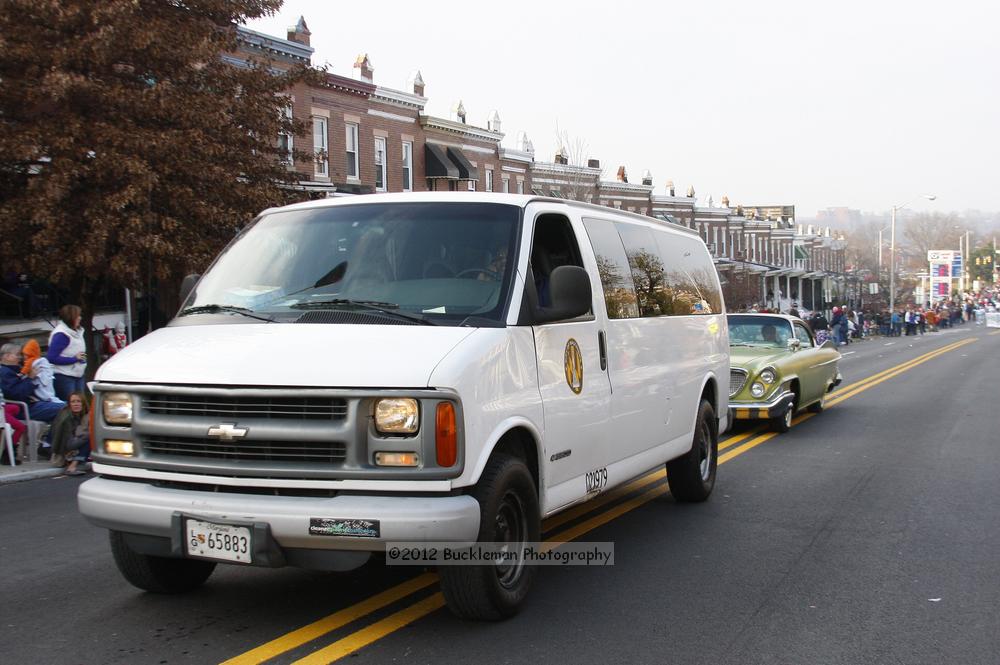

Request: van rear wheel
left=110, top=531, right=216, bottom=594
left=667, top=399, right=718, bottom=503
left=439, top=454, right=539, bottom=621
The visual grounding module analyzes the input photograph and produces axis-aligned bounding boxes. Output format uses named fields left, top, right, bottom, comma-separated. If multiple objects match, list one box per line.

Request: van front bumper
left=78, top=476, right=481, bottom=560
left=728, top=390, right=796, bottom=422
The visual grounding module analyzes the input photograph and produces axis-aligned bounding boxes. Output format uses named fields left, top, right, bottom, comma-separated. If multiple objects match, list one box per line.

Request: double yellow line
left=223, top=335, right=978, bottom=665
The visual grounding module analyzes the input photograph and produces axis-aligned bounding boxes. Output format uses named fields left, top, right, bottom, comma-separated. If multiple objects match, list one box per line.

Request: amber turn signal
left=435, top=402, right=457, bottom=467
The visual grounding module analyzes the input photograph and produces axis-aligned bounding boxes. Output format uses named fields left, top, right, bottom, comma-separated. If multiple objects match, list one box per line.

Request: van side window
left=654, top=233, right=724, bottom=315
left=582, top=218, right=639, bottom=319
left=530, top=214, right=584, bottom=309
left=616, top=223, right=670, bottom=318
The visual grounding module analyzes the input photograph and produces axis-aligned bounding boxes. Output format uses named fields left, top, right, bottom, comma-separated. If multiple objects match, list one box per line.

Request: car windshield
left=184, top=202, right=521, bottom=325
left=727, top=315, right=794, bottom=348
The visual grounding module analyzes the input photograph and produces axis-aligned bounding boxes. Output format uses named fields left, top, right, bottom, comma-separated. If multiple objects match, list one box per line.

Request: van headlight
left=760, top=368, right=777, bottom=385
left=102, top=392, right=133, bottom=425
left=374, top=398, right=420, bottom=434
left=750, top=382, right=766, bottom=398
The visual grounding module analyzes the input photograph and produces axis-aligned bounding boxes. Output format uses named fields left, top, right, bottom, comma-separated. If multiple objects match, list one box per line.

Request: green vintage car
left=727, top=313, right=842, bottom=432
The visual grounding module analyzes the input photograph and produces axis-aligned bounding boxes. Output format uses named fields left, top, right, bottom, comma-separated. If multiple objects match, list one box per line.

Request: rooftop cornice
left=236, top=26, right=314, bottom=62
left=599, top=180, right=654, bottom=193
left=500, top=148, right=534, bottom=164
left=532, top=161, right=602, bottom=176
left=373, top=85, right=427, bottom=110
left=324, top=72, right=375, bottom=96
left=420, top=115, right=504, bottom=143
left=651, top=194, right=697, bottom=204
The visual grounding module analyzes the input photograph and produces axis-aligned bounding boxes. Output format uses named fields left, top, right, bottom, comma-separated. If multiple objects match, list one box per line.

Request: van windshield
left=184, top=202, right=521, bottom=325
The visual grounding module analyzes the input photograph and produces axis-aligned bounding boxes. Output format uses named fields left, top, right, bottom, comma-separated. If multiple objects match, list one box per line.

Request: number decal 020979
left=585, top=467, right=608, bottom=493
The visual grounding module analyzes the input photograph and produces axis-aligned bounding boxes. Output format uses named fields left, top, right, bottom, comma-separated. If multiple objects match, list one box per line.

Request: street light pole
left=889, top=194, right=936, bottom=315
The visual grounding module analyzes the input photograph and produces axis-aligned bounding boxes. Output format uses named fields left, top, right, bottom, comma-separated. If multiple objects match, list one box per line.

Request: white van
left=79, top=193, right=729, bottom=620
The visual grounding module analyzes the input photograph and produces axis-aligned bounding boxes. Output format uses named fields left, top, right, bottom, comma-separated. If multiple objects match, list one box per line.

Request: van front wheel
left=439, top=454, right=540, bottom=621
left=110, top=531, right=216, bottom=593
left=667, top=399, right=718, bottom=503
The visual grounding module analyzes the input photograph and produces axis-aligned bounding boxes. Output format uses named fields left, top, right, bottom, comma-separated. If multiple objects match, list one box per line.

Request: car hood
left=96, top=323, right=477, bottom=388
left=729, top=346, right=789, bottom=372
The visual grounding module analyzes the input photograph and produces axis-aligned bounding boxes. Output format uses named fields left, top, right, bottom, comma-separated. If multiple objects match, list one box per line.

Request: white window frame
left=402, top=141, right=413, bottom=192
left=345, top=123, right=359, bottom=181
left=517, top=180, right=524, bottom=194
left=374, top=136, right=387, bottom=192
left=467, top=179, right=476, bottom=191
left=313, top=116, right=328, bottom=177
left=278, top=104, right=294, bottom=165
left=502, top=176, right=510, bottom=193
left=485, top=169, right=494, bottom=192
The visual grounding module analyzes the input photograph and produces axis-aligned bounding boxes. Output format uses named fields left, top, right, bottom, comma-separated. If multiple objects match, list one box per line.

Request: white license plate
left=185, top=518, right=253, bottom=563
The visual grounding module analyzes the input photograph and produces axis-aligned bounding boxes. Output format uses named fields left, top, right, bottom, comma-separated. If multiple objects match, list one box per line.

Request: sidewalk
left=0, top=459, right=70, bottom=485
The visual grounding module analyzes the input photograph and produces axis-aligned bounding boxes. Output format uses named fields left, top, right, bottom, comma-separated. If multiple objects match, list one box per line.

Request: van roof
left=261, top=192, right=699, bottom=236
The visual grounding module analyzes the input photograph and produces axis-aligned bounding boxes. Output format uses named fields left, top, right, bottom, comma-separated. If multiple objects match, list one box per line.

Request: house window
left=312, top=116, right=328, bottom=177
left=467, top=179, right=476, bottom=191
left=345, top=123, right=359, bottom=179
left=374, top=136, right=386, bottom=191
left=278, top=104, right=293, bottom=165
left=486, top=169, right=494, bottom=192
left=517, top=180, right=524, bottom=194
left=402, top=141, right=413, bottom=191
left=502, top=176, right=510, bottom=193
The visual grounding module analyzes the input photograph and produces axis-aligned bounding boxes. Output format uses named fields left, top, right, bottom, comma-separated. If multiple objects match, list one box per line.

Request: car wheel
left=439, top=453, right=540, bottom=621
left=110, top=531, right=216, bottom=594
left=770, top=393, right=797, bottom=433
left=807, top=391, right=826, bottom=414
left=666, top=399, right=718, bottom=503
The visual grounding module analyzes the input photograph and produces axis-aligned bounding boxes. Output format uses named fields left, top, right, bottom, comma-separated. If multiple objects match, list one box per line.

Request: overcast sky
left=245, top=0, right=999, bottom=217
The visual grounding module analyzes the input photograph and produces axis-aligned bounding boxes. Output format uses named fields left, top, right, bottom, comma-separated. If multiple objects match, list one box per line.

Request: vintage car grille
left=142, top=435, right=348, bottom=464
left=143, top=394, right=348, bottom=421
left=729, top=369, right=748, bottom=397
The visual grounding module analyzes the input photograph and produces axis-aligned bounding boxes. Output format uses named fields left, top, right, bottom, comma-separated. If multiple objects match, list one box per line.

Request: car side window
left=530, top=214, right=585, bottom=310
left=582, top=218, right=639, bottom=319
left=794, top=322, right=814, bottom=347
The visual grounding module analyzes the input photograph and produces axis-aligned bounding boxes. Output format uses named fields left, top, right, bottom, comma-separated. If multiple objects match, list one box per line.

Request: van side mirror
left=534, top=266, right=592, bottom=324
left=180, top=273, right=201, bottom=305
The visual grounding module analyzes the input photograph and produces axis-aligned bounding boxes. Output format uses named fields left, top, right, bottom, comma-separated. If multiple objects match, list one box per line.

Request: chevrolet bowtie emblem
left=207, top=423, right=248, bottom=441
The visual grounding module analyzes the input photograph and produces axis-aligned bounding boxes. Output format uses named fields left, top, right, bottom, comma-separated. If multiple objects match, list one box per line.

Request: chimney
left=666, top=179, right=675, bottom=196
left=797, top=224, right=803, bottom=234
left=408, top=70, right=425, bottom=96
left=721, top=195, right=730, bottom=208
left=587, top=158, right=600, bottom=169
left=487, top=110, right=501, bottom=133
left=641, top=169, right=652, bottom=186
left=686, top=185, right=695, bottom=198
left=451, top=100, right=466, bottom=124
left=554, top=146, right=568, bottom=165
left=353, top=54, right=374, bottom=83
left=287, top=16, right=311, bottom=46
left=616, top=166, right=627, bottom=183
left=825, top=226, right=831, bottom=237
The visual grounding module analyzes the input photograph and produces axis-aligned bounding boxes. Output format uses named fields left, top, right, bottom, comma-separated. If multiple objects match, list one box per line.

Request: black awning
left=446, top=147, right=478, bottom=181
left=425, top=144, right=459, bottom=179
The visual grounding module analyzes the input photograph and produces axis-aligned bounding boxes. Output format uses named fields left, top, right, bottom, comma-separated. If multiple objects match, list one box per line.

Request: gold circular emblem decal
left=564, top=338, right=584, bottom=394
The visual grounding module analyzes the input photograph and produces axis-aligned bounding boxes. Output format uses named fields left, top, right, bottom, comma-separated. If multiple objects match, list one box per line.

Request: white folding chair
left=2, top=421, right=14, bottom=467
left=6, top=400, right=46, bottom=462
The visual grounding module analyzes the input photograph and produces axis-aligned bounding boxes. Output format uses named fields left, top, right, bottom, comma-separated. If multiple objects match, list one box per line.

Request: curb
left=0, top=467, right=64, bottom=485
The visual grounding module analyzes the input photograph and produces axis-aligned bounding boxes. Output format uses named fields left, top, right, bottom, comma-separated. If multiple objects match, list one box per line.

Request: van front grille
left=143, top=394, right=347, bottom=421
left=142, top=436, right=347, bottom=465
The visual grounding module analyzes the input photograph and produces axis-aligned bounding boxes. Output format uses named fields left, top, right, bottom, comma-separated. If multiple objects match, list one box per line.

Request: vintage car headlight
left=750, top=382, right=766, bottom=398
left=760, top=368, right=777, bottom=385
left=374, top=398, right=420, bottom=434
left=102, top=392, right=133, bottom=425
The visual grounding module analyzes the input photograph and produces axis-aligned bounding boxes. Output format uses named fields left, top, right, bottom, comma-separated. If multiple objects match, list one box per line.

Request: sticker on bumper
left=309, top=518, right=381, bottom=538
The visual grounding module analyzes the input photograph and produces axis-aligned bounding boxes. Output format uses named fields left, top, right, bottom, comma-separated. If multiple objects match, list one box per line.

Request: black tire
left=439, top=454, right=540, bottom=621
left=807, top=391, right=826, bottom=414
left=667, top=399, right=718, bottom=503
left=770, top=392, right=797, bottom=433
left=110, top=531, right=216, bottom=594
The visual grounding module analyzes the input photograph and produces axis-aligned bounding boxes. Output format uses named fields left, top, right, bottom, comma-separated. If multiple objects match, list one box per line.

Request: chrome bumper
left=728, top=390, right=796, bottom=421
left=78, top=477, right=481, bottom=554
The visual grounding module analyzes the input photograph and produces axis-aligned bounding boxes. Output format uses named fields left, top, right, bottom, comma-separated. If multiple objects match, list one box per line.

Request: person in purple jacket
left=46, top=304, right=88, bottom=401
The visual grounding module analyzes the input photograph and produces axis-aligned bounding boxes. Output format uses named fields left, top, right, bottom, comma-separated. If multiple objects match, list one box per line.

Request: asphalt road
left=3, top=325, right=998, bottom=665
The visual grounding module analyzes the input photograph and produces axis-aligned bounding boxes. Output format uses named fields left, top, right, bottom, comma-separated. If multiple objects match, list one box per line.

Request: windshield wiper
left=179, top=304, right=276, bottom=323
left=290, top=299, right=436, bottom=326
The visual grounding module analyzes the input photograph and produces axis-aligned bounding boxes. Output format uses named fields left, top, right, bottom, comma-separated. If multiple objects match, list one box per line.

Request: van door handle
left=598, top=330, right=608, bottom=371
